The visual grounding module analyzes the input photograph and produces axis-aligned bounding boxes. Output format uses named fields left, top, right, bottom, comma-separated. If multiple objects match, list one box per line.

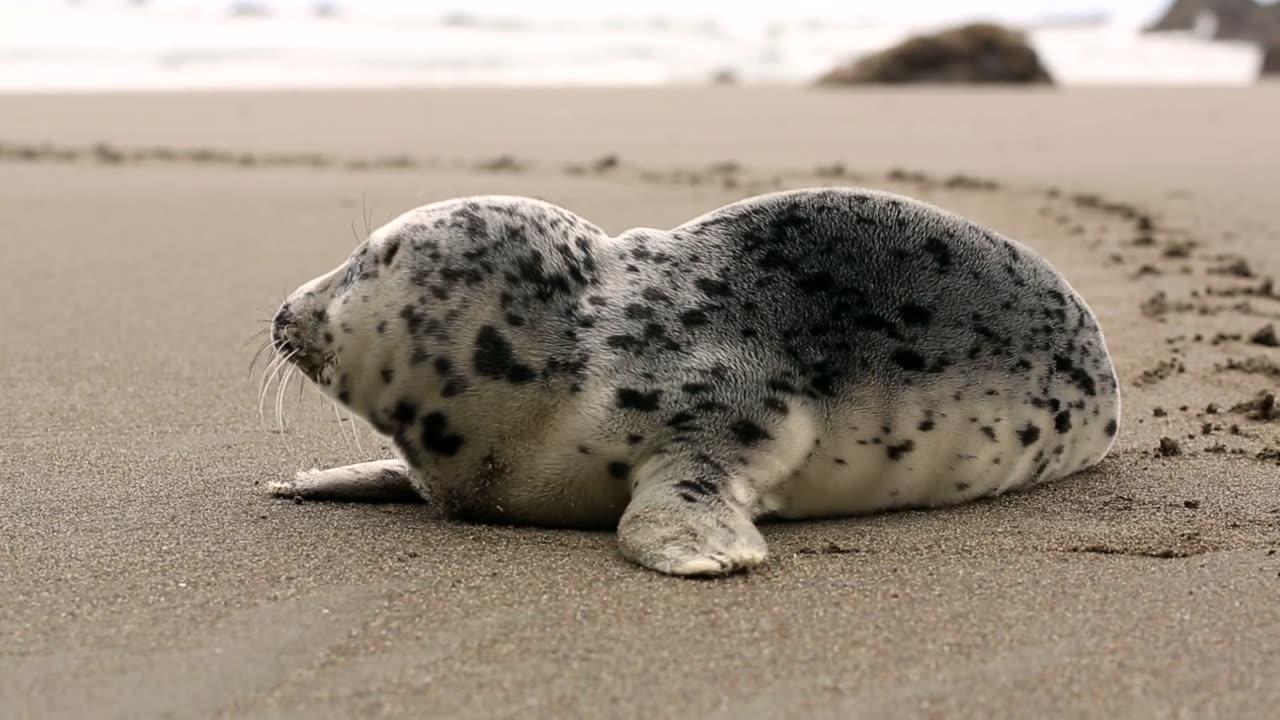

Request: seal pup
left=266, top=188, right=1120, bottom=576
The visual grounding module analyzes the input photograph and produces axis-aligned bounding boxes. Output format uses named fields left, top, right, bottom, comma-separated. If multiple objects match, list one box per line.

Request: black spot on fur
left=892, top=349, right=926, bottom=371
left=923, top=236, right=952, bottom=271
left=607, top=462, right=630, bottom=479
left=606, top=335, right=641, bottom=351
left=422, top=412, right=464, bottom=456
left=392, top=401, right=419, bottom=425
left=1105, top=418, right=1118, bottom=437
left=695, top=278, right=732, bottom=297
left=380, top=368, right=394, bottom=384
left=667, top=412, right=698, bottom=431
left=400, top=305, right=424, bottom=333
left=796, top=271, right=836, bottom=295
left=680, top=309, right=710, bottom=327
left=624, top=304, right=654, bottom=320
left=1053, top=354, right=1097, bottom=397
left=1054, top=411, right=1072, bottom=434
left=730, top=420, right=771, bottom=446
left=616, top=388, right=662, bottom=412
left=473, top=325, right=535, bottom=383
left=980, top=426, right=997, bottom=441
left=1018, top=423, right=1041, bottom=447
left=641, top=287, right=670, bottom=304
left=886, top=440, right=915, bottom=461
left=899, top=303, right=933, bottom=326
left=675, top=478, right=717, bottom=502
left=918, top=419, right=935, bottom=432
left=852, top=313, right=903, bottom=340
left=682, top=383, right=712, bottom=395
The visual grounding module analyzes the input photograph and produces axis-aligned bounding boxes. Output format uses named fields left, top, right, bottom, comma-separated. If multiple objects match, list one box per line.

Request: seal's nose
left=271, top=305, right=295, bottom=352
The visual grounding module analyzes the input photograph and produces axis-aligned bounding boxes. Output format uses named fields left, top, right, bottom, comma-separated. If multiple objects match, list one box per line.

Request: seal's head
left=270, top=196, right=605, bottom=435
left=269, top=201, right=467, bottom=433
left=270, top=232, right=400, bottom=421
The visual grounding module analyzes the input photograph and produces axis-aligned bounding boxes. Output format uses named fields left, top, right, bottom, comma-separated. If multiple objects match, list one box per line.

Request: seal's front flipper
left=267, top=459, right=423, bottom=503
left=616, top=451, right=767, bottom=577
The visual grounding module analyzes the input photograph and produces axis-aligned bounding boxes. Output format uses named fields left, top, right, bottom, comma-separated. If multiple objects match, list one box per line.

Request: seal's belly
left=762, top=386, right=1117, bottom=519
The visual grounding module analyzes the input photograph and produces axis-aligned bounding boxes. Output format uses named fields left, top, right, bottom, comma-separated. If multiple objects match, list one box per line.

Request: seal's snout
left=270, top=298, right=331, bottom=384
left=270, top=305, right=296, bottom=354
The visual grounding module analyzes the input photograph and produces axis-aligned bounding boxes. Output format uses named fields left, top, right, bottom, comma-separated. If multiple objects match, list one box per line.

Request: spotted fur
left=268, top=188, right=1121, bottom=576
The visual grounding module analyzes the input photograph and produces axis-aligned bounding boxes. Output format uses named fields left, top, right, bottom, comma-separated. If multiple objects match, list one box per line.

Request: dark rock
left=1145, top=0, right=1280, bottom=75
left=710, top=68, right=739, bottom=85
left=816, top=23, right=1054, bottom=86
left=1264, top=46, right=1280, bottom=74
left=1146, top=0, right=1280, bottom=43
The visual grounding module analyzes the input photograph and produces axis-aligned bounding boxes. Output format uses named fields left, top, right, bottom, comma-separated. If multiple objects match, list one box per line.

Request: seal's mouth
left=270, top=306, right=333, bottom=387
left=281, top=348, right=333, bottom=386
left=271, top=336, right=334, bottom=387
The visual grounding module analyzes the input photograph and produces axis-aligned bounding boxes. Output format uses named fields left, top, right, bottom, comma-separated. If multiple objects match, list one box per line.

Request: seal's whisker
left=256, top=353, right=283, bottom=430
left=361, top=191, right=372, bottom=238
left=258, top=350, right=295, bottom=431
left=242, top=328, right=270, bottom=347
left=248, top=338, right=273, bottom=379
left=348, top=409, right=365, bottom=454
left=331, top=399, right=352, bottom=448
left=275, top=364, right=295, bottom=434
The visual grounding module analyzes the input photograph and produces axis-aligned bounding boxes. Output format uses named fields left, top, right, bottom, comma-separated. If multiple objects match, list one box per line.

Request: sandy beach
left=1, top=86, right=1278, bottom=719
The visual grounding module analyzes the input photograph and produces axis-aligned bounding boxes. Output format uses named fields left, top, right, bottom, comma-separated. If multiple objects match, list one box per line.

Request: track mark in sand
left=1065, top=543, right=1204, bottom=559
left=1219, top=357, right=1280, bottom=381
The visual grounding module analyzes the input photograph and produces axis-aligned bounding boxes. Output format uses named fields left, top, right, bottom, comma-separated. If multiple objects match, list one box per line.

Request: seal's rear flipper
left=267, top=459, right=423, bottom=503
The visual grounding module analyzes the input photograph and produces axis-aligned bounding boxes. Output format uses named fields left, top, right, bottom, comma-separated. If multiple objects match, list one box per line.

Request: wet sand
left=1, top=87, right=1278, bottom=719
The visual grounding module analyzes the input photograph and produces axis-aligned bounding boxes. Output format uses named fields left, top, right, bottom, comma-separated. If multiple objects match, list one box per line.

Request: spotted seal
left=266, top=187, right=1121, bottom=576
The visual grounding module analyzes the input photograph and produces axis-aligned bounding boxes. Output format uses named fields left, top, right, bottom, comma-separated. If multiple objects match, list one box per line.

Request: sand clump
left=1232, top=391, right=1278, bottom=422
left=1249, top=323, right=1278, bottom=347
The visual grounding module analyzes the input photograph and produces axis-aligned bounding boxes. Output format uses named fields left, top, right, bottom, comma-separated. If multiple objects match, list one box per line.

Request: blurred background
left=2, top=0, right=1277, bottom=91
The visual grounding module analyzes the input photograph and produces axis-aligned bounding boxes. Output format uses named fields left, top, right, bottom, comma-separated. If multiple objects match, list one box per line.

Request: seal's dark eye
left=342, top=261, right=361, bottom=289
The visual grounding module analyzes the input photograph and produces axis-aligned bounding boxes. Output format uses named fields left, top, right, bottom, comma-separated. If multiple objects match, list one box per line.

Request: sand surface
left=1, top=87, right=1279, bottom=719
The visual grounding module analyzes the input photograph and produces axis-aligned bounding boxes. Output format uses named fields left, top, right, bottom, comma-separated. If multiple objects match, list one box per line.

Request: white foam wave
left=0, top=7, right=1263, bottom=91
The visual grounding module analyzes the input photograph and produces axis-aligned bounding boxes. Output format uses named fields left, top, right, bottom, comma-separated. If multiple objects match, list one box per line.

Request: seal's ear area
left=379, top=236, right=401, bottom=267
